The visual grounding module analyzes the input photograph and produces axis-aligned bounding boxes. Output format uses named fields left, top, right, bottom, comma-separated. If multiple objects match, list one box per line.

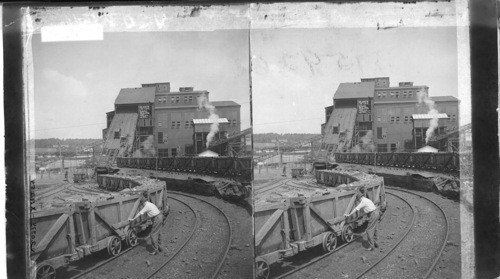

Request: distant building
left=322, top=77, right=459, bottom=152
left=103, top=82, right=241, bottom=158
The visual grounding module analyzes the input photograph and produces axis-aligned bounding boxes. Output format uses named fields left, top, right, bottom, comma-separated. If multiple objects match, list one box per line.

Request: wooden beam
left=309, top=204, right=335, bottom=231
left=34, top=213, right=70, bottom=255
left=255, top=209, right=284, bottom=247
left=94, top=208, right=122, bottom=236
left=303, top=205, right=312, bottom=240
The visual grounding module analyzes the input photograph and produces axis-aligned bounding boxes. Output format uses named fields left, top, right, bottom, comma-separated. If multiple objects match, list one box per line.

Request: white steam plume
left=197, top=93, right=220, bottom=148
left=351, top=130, right=375, bottom=153
left=417, top=90, right=439, bottom=143
left=133, top=135, right=156, bottom=158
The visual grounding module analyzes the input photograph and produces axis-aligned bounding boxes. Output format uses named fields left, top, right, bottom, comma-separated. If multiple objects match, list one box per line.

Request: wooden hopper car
left=30, top=177, right=169, bottom=279
left=254, top=170, right=386, bottom=279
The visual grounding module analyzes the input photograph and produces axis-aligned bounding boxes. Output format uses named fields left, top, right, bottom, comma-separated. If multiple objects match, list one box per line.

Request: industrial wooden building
left=321, top=77, right=459, bottom=152
left=102, top=82, right=242, bottom=158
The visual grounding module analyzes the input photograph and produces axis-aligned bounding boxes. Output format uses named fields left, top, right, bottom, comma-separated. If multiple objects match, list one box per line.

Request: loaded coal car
left=254, top=169, right=387, bottom=279
left=30, top=175, right=169, bottom=279
left=116, top=156, right=252, bottom=181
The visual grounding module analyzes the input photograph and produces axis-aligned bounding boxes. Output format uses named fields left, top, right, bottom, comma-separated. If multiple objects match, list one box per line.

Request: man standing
left=130, top=192, right=164, bottom=255
left=344, top=190, right=380, bottom=251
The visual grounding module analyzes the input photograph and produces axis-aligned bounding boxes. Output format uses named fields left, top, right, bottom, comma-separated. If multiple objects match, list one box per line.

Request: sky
left=251, top=26, right=464, bottom=134
left=32, top=30, right=250, bottom=139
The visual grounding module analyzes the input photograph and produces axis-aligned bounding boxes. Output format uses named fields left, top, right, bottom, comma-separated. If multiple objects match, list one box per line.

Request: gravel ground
left=151, top=193, right=230, bottom=279
left=387, top=187, right=462, bottom=279
left=363, top=189, right=448, bottom=279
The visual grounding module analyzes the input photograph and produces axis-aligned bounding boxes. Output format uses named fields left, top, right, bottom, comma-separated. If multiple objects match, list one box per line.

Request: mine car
left=30, top=175, right=169, bottom=279
left=254, top=170, right=387, bottom=279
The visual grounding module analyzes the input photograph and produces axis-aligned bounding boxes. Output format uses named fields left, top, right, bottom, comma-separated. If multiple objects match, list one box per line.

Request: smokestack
left=417, top=89, right=439, bottom=143
left=197, top=93, right=220, bottom=149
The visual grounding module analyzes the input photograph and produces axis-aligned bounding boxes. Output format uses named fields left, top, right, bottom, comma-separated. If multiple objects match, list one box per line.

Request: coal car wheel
left=107, top=236, right=122, bottom=257
left=36, top=264, right=56, bottom=279
left=255, top=259, right=270, bottom=279
left=126, top=229, right=138, bottom=247
left=322, top=231, right=337, bottom=252
left=342, top=224, right=354, bottom=243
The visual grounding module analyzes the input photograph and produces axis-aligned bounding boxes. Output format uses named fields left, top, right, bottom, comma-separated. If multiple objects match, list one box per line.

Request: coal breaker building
left=321, top=77, right=459, bottom=153
left=102, top=82, right=242, bottom=159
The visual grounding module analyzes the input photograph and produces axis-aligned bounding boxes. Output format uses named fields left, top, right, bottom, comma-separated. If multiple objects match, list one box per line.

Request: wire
left=34, top=122, right=106, bottom=132
left=254, top=117, right=323, bottom=126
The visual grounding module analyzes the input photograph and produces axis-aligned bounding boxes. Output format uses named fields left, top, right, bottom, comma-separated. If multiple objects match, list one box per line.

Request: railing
left=332, top=152, right=466, bottom=172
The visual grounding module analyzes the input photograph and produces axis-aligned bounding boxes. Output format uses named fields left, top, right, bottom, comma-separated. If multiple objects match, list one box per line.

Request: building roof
left=375, top=85, right=428, bottom=90
left=412, top=113, right=449, bottom=120
left=430, top=96, right=459, bottom=102
left=103, top=113, right=138, bottom=150
left=156, top=90, right=209, bottom=95
left=212, top=101, right=241, bottom=107
left=193, top=118, right=229, bottom=124
left=115, top=87, right=156, bottom=105
left=334, top=82, right=375, bottom=100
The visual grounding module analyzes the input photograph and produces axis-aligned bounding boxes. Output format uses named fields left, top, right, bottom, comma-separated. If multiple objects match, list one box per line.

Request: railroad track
left=146, top=191, right=233, bottom=279
left=68, top=191, right=232, bottom=279
left=255, top=177, right=325, bottom=196
left=271, top=188, right=449, bottom=279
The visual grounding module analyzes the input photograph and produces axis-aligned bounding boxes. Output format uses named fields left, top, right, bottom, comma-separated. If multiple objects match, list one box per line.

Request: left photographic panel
left=18, top=5, right=253, bottom=279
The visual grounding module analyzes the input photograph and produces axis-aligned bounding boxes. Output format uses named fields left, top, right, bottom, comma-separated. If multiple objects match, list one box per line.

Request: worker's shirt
left=135, top=201, right=160, bottom=218
left=352, top=197, right=377, bottom=214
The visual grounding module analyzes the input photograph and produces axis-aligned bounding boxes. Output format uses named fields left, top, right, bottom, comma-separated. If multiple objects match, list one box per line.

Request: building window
left=158, top=132, right=163, bottom=144
left=390, top=116, right=395, bottom=123
left=158, top=149, right=168, bottom=157
left=114, top=131, right=120, bottom=139
left=390, top=143, right=397, bottom=152
left=403, top=92, right=407, bottom=98
left=408, top=91, right=413, bottom=98
left=377, top=127, right=383, bottom=139
left=395, top=92, right=399, bottom=98
left=332, top=126, right=339, bottom=134
left=185, top=121, right=190, bottom=128
left=171, top=121, right=176, bottom=129
left=377, top=144, right=388, bottom=152
left=190, top=120, right=194, bottom=127
left=404, top=116, right=409, bottom=123
left=188, top=96, right=193, bottom=102
left=171, top=148, right=178, bottom=157
left=451, top=114, right=456, bottom=122
left=176, top=121, right=181, bottom=129
left=377, top=92, right=381, bottom=98
left=175, top=96, right=180, bottom=103
left=396, top=116, right=400, bottom=123
left=390, top=92, right=394, bottom=98
left=184, top=96, right=188, bottom=102
left=171, top=96, right=175, bottom=103
left=382, top=92, right=386, bottom=98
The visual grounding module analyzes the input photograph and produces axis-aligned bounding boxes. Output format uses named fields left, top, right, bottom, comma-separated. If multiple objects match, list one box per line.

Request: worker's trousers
left=149, top=214, right=163, bottom=252
left=365, top=208, right=380, bottom=249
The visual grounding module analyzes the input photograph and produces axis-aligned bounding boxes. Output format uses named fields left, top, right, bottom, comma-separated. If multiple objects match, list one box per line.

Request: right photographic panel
left=250, top=2, right=472, bottom=279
